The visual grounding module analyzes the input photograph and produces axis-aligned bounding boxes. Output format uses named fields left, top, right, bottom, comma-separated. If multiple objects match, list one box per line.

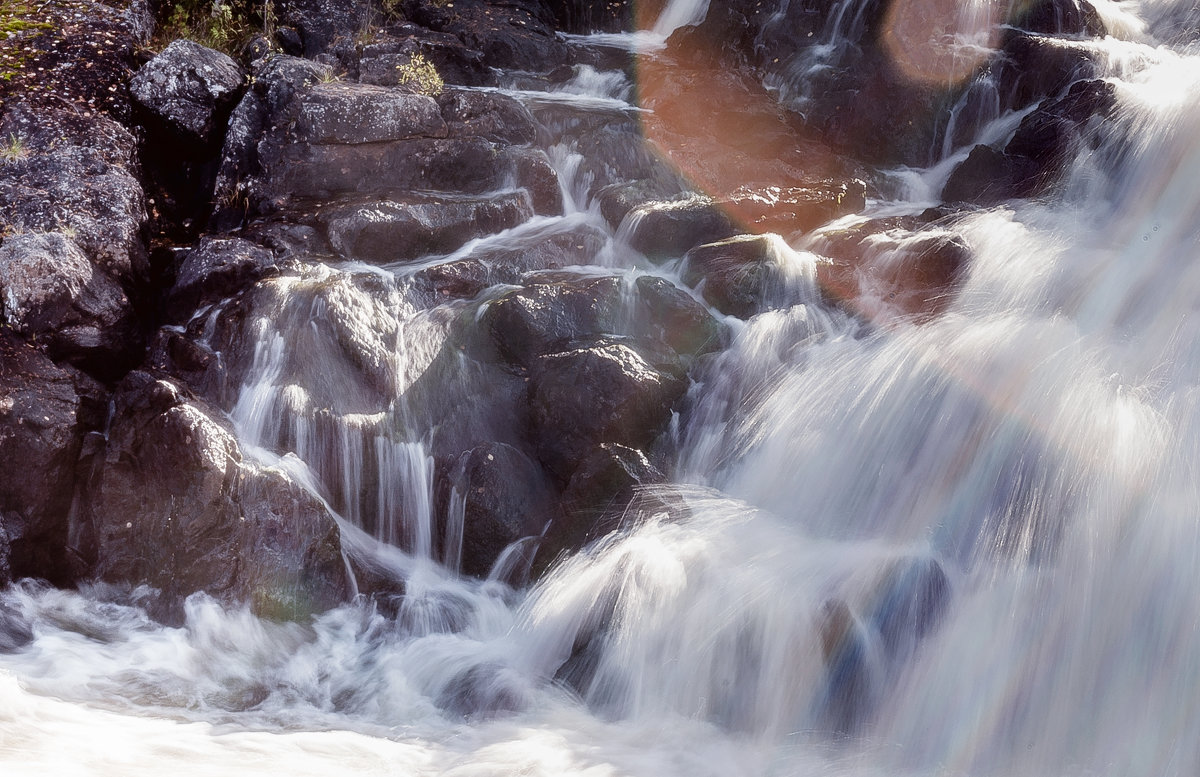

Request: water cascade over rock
left=3, top=0, right=1200, bottom=775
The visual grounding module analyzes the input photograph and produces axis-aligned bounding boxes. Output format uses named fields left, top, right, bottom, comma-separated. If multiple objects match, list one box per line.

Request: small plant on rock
left=0, top=134, right=26, bottom=164
left=394, top=53, right=444, bottom=97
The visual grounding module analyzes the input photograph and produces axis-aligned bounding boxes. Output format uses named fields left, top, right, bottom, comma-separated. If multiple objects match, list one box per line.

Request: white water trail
left=7, top=6, right=1200, bottom=777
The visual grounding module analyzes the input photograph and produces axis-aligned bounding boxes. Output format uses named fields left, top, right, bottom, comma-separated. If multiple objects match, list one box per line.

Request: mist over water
left=5, top=1, right=1200, bottom=775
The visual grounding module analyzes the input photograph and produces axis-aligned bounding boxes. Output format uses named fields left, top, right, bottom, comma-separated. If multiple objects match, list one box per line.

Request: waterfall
left=5, top=0, right=1200, bottom=775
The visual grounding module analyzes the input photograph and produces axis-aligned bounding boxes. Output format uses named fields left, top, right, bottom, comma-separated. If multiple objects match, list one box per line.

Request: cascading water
left=5, top=0, right=1200, bottom=775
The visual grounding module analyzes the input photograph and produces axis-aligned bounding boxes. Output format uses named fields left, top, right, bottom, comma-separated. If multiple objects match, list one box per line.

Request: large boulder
left=84, top=371, right=351, bottom=621
left=528, top=339, right=688, bottom=482
left=0, top=232, right=140, bottom=371
left=168, top=236, right=281, bottom=316
left=625, top=197, right=740, bottom=261
left=0, top=333, right=103, bottom=585
left=130, top=39, right=244, bottom=146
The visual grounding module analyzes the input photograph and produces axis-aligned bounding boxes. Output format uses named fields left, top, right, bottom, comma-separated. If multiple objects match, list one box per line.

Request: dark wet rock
left=275, top=0, right=370, bottom=56
left=130, top=39, right=244, bottom=145
left=1010, top=0, right=1105, bottom=37
left=0, top=333, right=97, bottom=585
left=595, top=180, right=690, bottom=231
left=944, top=79, right=1117, bottom=205
left=319, top=191, right=534, bottom=263
left=445, top=442, right=558, bottom=579
left=413, top=259, right=495, bottom=300
left=85, top=371, right=351, bottom=621
left=484, top=273, right=721, bottom=370
left=169, top=236, right=280, bottom=315
left=412, top=223, right=608, bottom=299
left=632, top=275, right=726, bottom=356
left=437, top=89, right=537, bottom=145
left=511, top=148, right=565, bottom=216
left=529, top=340, right=687, bottom=482
left=484, top=275, right=628, bottom=368
left=626, top=197, right=740, bottom=262
left=0, top=232, right=140, bottom=372
left=574, top=126, right=684, bottom=201
left=260, top=135, right=518, bottom=209
left=551, top=0, right=649, bottom=33
left=723, top=180, right=868, bottom=236
left=403, top=0, right=568, bottom=73
left=994, top=33, right=1098, bottom=111
left=682, top=235, right=781, bottom=318
left=130, top=41, right=245, bottom=236
left=0, top=523, right=9, bottom=587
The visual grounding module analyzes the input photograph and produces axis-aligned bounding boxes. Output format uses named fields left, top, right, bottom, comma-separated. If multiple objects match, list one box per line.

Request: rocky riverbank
left=0, top=0, right=1124, bottom=620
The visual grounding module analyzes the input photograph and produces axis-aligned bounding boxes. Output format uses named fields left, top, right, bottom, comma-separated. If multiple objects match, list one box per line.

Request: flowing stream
left=5, top=1, right=1200, bottom=775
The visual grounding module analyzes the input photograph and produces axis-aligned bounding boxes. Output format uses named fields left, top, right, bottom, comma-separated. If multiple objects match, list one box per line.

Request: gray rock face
left=86, top=372, right=351, bottom=621
left=296, top=83, right=447, bottom=144
left=0, top=232, right=138, bottom=368
left=626, top=197, right=740, bottom=262
left=131, top=39, right=244, bottom=144
left=0, top=102, right=147, bottom=281
left=681, top=235, right=779, bottom=319
left=321, top=192, right=534, bottom=263
left=0, top=334, right=96, bottom=585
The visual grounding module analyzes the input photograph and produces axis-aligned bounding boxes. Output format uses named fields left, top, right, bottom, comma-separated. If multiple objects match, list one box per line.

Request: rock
left=681, top=235, right=781, bottom=318
left=994, top=33, right=1098, bottom=111
left=445, top=442, right=558, bottom=579
left=818, top=597, right=874, bottom=734
left=411, top=223, right=609, bottom=300
left=319, top=191, right=534, bottom=263
left=595, top=180, right=690, bottom=231
left=169, top=236, right=280, bottom=315
left=551, top=0, right=647, bottom=33
left=626, top=197, right=740, bottom=261
left=484, top=272, right=722, bottom=370
left=0, top=101, right=148, bottom=284
left=85, top=371, right=351, bottom=621
left=533, top=443, right=665, bottom=574
left=296, top=82, right=447, bottom=143
left=130, top=39, right=245, bottom=145
left=275, top=0, right=370, bottom=56
left=403, top=0, right=569, bottom=73
left=0, top=232, right=140, bottom=374
left=0, top=597, right=33, bottom=653
left=358, top=29, right=491, bottom=87
left=512, top=148, right=565, bottom=216
left=943, top=79, right=1117, bottom=204
left=723, top=180, right=868, bottom=236
left=1010, top=0, right=1105, bottom=37
left=259, top=135, right=519, bottom=209
left=631, top=275, right=726, bottom=355
left=529, top=340, right=687, bottom=482
left=0, top=333, right=96, bottom=585
left=864, top=555, right=951, bottom=655
left=437, top=89, right=538, bottom=144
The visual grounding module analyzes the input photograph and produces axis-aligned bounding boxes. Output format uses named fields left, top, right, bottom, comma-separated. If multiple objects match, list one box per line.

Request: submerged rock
left=443, top=442, right=558, bottom=579
left=85, top=372, right=351, bottom=621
